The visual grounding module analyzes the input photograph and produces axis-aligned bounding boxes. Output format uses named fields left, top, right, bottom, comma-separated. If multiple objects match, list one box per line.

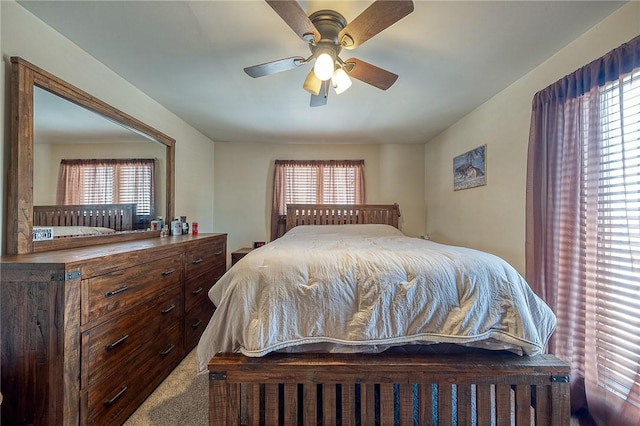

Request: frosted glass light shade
left=332, top=68, right=352, bottom=94
left=303, top=70, right=322, bottom=95
left=314, top=52, right=335, bottom=81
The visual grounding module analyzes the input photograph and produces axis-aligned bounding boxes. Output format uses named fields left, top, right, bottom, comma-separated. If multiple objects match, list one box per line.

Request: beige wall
left=1, top=1, right=216, bottom=253
left=213, top=142, right=425, bottom=255
left=2, top=0, right=635, bottom=270
left=425, top=2, right=640, bottom=274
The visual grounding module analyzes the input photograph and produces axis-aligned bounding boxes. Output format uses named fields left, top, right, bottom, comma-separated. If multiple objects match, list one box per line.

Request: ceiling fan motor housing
left=308, top=10, right=347, bottom=58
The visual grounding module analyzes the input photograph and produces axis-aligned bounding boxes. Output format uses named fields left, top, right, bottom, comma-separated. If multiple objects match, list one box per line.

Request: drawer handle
left=192, top=287, right=203, bottom=295
left=160, top=344, right=176, bottom=357
left=192, top=258, right=203, bottom=264
left=161, top=304, right=176, bottom=314
left=161, top=269, right=176, bottom=276
left=191, top=319, right=202, bottom=329
left=104, top=385, right=128, bottom=407
left=105, top=334, right=129, bottom=350
left=214, top=250, right=223, bottom=256
left=105, top=285, right=128, bottom=297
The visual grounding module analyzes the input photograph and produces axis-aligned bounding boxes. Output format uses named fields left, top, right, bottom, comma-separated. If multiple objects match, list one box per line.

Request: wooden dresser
left=0, top=233, right=226, bottom=425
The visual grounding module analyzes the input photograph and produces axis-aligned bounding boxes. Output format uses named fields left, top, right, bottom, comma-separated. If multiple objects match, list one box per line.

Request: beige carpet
left=124, top=349, right=208, bottom=426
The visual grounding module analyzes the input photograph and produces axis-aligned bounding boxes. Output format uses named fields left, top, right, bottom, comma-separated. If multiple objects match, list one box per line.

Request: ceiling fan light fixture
left=313, top=48, right=336, bottom=81
left=249, top=1, right=415, bottom=105
left=332, top=67, right=352, bottom=94
left=303, top=69, right=322, bottom=95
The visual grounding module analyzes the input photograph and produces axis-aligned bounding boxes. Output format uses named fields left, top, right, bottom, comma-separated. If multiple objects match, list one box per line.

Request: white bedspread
left=197, top=225, right=556, bottom=373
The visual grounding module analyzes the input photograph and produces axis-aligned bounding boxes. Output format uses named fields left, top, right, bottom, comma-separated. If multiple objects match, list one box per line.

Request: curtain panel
left=271, top=160, right=365, bottom=241
left=526, top=35, right=640, bottom=425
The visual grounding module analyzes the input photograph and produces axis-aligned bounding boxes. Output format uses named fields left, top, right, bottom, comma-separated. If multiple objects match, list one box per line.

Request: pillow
left=33, top=226, right=116, bottom=238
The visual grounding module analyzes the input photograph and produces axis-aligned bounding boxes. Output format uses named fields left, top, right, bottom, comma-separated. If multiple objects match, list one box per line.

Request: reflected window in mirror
left=32, top=84, right=169, bottom=235
left=57, top=158, right=156, bottom=229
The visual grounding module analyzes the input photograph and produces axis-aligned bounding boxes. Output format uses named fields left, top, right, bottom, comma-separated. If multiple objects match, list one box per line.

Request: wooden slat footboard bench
left=208, top=352, right=570, bottom=426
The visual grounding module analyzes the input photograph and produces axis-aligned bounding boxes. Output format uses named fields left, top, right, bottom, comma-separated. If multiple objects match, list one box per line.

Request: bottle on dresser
left=171, top=219, right=182, bottom=236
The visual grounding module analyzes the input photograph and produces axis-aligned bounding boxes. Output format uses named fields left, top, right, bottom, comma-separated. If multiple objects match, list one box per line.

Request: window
left=526, top=35, right=640, bottom=424
left=57, top=158, right=155, bottom=216
left=581, top=71, right=640, bottom=412
left=271, top=160, right=365, bottom=240
left=283, top=163, right=362, bottom=204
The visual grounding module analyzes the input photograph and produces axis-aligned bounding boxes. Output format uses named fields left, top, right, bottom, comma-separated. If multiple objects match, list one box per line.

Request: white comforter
left=197, top=225, right=556, bottom=372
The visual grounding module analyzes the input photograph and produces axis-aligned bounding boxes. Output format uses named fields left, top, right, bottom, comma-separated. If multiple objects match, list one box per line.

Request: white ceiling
left=19, top=0, right=625, bottom=145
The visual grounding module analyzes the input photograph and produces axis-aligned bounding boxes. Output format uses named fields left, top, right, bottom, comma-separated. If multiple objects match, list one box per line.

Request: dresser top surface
left=1, top=233, right=226, bottom=264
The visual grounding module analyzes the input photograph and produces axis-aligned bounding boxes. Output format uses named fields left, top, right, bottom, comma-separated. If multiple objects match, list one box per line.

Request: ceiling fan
left=244, top=0, right=414, bottom=107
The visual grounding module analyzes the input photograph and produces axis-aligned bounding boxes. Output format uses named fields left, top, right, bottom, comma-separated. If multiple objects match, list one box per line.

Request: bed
left=32, top=203, right=137, bottom=238
left=203, top=204, right=570, bottom=425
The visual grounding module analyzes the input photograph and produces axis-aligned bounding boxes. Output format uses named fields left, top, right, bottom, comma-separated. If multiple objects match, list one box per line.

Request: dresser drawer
left=82, top=255, right=182, bottom=326
left=84, top=321, right=183, bottom=425
left=81, top=285, right=183, bottom=387
left=185, top=297, right=215, bottom=351
left=185, top=264, right=225, bottom=312
left=184, top=236, right=225, bottom=280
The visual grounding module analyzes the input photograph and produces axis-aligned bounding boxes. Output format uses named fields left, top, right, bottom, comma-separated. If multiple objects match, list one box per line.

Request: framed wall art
left=454, top=145, right=486, bottom=191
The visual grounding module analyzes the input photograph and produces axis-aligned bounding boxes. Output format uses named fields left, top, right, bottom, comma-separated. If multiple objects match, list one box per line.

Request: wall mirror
left=7, top=57, right=175, bottom=254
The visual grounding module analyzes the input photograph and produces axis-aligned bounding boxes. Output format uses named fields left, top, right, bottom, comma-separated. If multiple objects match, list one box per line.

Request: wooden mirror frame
left=7, top=57, right=175, bottom=254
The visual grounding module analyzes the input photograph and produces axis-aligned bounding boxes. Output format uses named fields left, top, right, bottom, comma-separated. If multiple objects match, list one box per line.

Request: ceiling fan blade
left=266, top=0, right=321, bottom=43
left=343, top=58, right=398, bottom=90
left=338, top=0, right=414, bottom=49
left=244, top=56, right=306, bottom=78
left=310, top=80, right=329, bottom=107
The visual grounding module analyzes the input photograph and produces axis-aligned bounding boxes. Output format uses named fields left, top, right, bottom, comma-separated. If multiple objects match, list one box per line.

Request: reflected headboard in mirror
left=7, top=57, right=175, bottom=254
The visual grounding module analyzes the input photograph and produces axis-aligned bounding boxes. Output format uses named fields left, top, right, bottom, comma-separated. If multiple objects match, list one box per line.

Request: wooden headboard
left=285, top=204, right=400, bottom=232
left=33, top=203, right=137, bottom=232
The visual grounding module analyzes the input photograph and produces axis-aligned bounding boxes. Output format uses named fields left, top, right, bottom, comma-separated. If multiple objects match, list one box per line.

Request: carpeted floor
left=124, top=349, right=208, bottom=426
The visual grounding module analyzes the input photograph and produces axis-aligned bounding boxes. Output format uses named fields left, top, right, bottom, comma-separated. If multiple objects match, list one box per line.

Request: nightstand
left=231, top=247, right=254, bottom=265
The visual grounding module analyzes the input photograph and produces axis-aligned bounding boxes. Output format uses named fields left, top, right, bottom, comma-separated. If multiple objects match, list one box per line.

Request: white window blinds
left=58, top=159, right=155, bottom=216
left=285, top=166, right=318, bottom=203
left=582, top=69, right=640, bottom=411
left=278, top=160, right=365, bottom=208
left=81, top=166, right=114, bottom=204
left=116, top=164, right=154, bottom=215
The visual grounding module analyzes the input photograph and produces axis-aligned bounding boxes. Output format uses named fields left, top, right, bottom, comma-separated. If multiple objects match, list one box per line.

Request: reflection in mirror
left=33, top=87, right=167, bottom=229
left=7, top=56, right=175, bottom=254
